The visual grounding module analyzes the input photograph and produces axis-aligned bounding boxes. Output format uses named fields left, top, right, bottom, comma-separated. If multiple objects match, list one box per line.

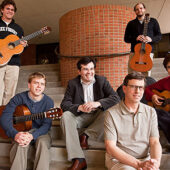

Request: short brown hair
left=77, top=57, right=96, bottom=71
left=0, top=0, right=17, bottom=14
left=123, top=72, right=146, bottom=86
left=134, top=2, right=146, bottom=11
left=28, top=72, right=46, bottom=86
left=163, top=54, right=170, bottom=70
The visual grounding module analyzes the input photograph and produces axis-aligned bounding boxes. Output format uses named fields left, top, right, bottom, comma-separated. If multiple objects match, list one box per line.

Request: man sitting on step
left=145, top=54, right=170, bottom=148
left=60, top=57, right=120, bottom=170
left=105, top=72, right=162, bottom=170
left=0, top=72, right=54, bottom=170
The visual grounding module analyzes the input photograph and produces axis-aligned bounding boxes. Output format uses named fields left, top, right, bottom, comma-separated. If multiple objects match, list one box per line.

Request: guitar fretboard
left=141, top=14, right=150, bottom=51
left=13, top=30, right=43, bottom=46
left=13, top=112, right=46, bottom=124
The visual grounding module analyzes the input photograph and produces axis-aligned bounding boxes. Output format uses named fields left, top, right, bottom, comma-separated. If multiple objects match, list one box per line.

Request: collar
left=80, top=77, right=96, bottom=85
left=28, top=91, right=44, bottom=103
left=120, top=100, right=145, bottom=115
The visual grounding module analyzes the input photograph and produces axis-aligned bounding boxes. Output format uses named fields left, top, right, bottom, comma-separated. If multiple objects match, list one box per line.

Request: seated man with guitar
left=145, top=55, right=170, bottom=146
left=124, top=2, right=162, bottom=76
left=0, top=72, right=54, bottom=170
left=0, top=0, right=27, bottom=106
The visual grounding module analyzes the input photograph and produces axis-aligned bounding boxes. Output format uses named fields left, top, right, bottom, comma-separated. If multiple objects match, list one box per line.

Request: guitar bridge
left=135, top=61, right=147, bottom=65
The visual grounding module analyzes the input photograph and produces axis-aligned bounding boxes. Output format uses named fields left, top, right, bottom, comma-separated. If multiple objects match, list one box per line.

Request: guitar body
left=148, top=90, right=170, bottom=112
left=130, top=43, right=153, bottom=72
left=0, top=34, right=24, bottom=66
left=0, top=104, right=62, bottom=139
left=0, top=26, right=51, bottom=66
left=0, top=105, right=32, bottom=139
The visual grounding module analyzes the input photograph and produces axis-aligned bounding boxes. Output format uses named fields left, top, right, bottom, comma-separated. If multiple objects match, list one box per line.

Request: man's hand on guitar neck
left=20, top=39, right=28, bottom=47
left=14, top=132, right=33, bottom=147
left=136, top=35, right=152, bottom=43
left=152, top=94, right=164, bottom=106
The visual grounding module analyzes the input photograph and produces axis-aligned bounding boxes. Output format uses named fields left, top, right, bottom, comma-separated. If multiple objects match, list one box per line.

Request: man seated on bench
left=145, top=54, right=170, bottom=148
left=104, top=72, right=162, bottom=170
left=0, top=72, right=54, bottom=170
left=60, top=57, right=120, bottom=170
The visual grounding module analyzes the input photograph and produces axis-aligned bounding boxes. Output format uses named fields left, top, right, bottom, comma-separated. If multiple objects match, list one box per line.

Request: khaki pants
left=105, top=153, right=150, bottom=170
left=60, top=110, right=105, bottom=161
left=0, top=65, right=19, bottom=105
left=10, top=133, right=51, bottom=170
left=128, top=53, right=154, bottom=77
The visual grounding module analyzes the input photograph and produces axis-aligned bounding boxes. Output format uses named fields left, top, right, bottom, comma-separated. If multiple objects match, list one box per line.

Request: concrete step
left=0, top=157, right=107, bottom=170
left=18, top=75, right=60, bottom=82
left=0, top=141, right=169, bottom=170
left=151, top=58, right=167, bottom=80
left=50, top=94, right=64, bottom=102
left=50, top=161, right=107, bottom=170
left=19, top=71, right=60, bottom=77
left=16, top=87, right=65, bottom=95
left=20, top=64, right=59, bottom=70
left=17, top=81, right=62, bottom=88
left=153, top=58, right=164, bottom=64
left=0, top=140, right=106, bottom=169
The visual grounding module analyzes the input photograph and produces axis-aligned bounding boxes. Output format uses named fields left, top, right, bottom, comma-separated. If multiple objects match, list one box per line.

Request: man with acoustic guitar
left=0, top=0, right=27, bottom=106
left=0, top=72, right=54, bottom=170
left=124, top=2, right=162, bottom=76
left=145, top=55, right=170, bottom=148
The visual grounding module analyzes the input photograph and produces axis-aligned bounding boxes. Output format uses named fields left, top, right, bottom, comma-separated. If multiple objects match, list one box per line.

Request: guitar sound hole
left=0, top=53, right=2, bottom=58
left=135, top=62, right=147, bottom=65
left=8, top=42, right=15, bottom=49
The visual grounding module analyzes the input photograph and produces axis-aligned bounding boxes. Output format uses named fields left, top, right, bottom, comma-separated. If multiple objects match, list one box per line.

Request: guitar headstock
left=144, top=13, right=150, bottom=24
left=46, top=107, right=63, bottom=120
left=41, top=26, right=52, bottom=35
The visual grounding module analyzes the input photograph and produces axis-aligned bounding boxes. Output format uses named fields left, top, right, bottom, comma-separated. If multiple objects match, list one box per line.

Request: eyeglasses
left=127, top=85, right=144, bottom=91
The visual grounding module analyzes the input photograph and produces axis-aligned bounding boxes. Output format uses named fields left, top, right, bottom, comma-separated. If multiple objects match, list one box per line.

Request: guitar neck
left=14, top=30, right=43, bottom=46
left=13, top=112, right=46, bottom=124
left=140, top=20, right=149, bottom=51
left=143, top=21, right=148, bottom=37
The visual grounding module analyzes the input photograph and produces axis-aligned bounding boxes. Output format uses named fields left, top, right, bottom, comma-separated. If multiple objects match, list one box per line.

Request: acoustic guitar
left=0, top=105, right=62, bottom=139
left=148, top=90, right=170, bottom=112
left=130, top=13, right=153, bottom=72
left=0, top=26, right=51, bottom=66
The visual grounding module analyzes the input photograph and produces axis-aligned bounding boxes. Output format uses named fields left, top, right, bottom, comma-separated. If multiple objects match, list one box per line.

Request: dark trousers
left=156, top=108, right=170, bottom=143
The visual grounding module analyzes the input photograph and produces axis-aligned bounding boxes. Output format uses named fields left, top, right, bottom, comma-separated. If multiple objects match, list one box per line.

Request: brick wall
left=59, top=5, right=135, bottom=90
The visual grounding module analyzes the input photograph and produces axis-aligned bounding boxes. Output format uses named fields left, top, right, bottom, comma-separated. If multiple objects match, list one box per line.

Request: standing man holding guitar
left=0, top=0, right=27, bottom=106
left=0, top=72, right=54, bottom=170
left=124, top=2, right=162, bottom=76
left=145, top=55, right=170, bottom=148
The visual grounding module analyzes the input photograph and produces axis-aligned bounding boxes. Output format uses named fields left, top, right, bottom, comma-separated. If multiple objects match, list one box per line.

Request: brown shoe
left=67, top=159, right=87, bottom=170
left=80, top=134, right=89, bottom=150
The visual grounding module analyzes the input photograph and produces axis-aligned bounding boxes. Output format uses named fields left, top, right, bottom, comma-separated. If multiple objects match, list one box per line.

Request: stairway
left=151, top=58, right=168, bottom=81
left=0, top=60, right=169, bottom=170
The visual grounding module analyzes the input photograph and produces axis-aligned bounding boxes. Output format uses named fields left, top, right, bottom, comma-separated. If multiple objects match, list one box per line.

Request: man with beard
left=124, top=2, right=161, bottom=76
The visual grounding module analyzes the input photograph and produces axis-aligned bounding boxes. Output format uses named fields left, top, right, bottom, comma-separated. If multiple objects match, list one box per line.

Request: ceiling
left=11, top=0, right=169, bottom=44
